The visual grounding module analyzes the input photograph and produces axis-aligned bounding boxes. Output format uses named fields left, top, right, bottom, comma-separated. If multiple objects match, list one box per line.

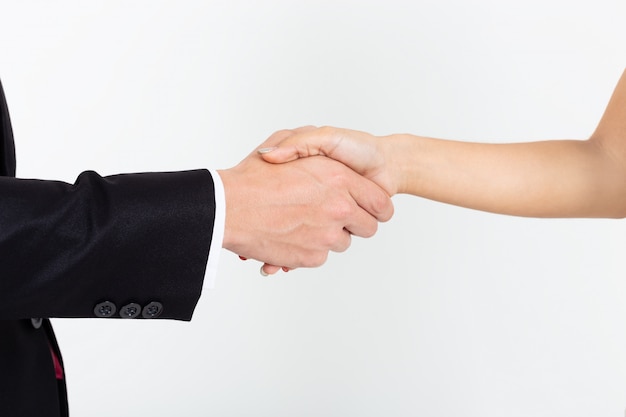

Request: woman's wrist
left=380, top=133, right=419, bottom=196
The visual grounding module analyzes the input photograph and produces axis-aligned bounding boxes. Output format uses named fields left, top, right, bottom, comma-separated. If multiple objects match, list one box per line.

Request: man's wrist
left=215, top=168, right=242, bottom=253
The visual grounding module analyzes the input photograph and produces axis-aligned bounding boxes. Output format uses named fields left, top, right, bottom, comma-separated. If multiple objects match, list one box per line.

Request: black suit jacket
left=0, top=80, right=216, bottom=416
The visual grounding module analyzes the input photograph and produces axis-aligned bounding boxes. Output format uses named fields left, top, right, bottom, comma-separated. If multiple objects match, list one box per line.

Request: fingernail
left=260, top=266, right=270, bottom=277
left=238, top=256, right=247, bottom=261
left=282, top=267, right=290, bottom=272
left=258, top=147, right=277, bottom=154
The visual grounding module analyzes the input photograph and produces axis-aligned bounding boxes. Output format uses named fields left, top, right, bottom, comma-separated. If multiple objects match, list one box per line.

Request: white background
left=1, top=1, right=626, bottom=416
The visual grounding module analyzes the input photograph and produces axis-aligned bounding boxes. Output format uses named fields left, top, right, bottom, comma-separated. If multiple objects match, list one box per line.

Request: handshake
left=218, top=126, right=395, bottom=275
left=219, top=67, right=626, bottom=275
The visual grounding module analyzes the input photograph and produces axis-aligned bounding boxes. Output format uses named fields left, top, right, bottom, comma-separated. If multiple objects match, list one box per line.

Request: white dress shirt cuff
left=204, top=169, right=225, bottom=289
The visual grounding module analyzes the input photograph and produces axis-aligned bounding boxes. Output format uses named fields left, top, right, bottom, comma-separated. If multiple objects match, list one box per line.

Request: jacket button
left=94, top=301, right=117, bottom=318
left=31, top=318, right=43, bottom=329
left=119, top=303, right=142, bottom=319
left=142, top=302, right=163, bottom=319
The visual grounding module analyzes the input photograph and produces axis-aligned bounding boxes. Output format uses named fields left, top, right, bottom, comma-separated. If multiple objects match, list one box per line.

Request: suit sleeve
left=0, top=169, right=216, bottom=321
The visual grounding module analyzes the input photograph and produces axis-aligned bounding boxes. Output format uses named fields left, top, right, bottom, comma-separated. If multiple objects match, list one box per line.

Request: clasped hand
left=219, top=127, right=393, bottom=274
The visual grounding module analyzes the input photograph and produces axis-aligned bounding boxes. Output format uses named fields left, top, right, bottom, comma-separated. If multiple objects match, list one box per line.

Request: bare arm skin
left=261, top=69, right=626, bottom=219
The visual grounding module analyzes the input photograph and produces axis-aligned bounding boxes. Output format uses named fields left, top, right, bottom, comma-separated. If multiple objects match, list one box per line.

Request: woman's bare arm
left=261, top=69, right=626, bottom=218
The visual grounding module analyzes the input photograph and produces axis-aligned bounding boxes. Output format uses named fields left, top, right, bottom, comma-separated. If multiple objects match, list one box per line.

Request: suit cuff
left=205, top=170, right=225, bottom=289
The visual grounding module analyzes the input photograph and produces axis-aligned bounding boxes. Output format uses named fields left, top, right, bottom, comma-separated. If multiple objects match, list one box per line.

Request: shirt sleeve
left=204, top=169, right=225, bottom=289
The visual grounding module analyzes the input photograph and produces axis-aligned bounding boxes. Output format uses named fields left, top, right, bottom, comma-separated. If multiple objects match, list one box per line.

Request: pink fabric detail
left=49, top=345, right=64, bottom=380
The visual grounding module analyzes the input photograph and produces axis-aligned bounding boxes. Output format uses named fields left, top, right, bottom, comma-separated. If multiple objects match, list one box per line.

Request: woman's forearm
left=385, top=134, right=626, bottom=218
left=384, top=69, right=626, bottom=218
left=261, top=69, right=626, bottom=219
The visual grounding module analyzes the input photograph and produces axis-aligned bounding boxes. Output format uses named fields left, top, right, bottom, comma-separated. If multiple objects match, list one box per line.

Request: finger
left=328, top=228, right=352, bottom=253
left=261, top=264, right=282, bottom=275
left=255, top=129, right=296, bottom=153
left=344, top=169, right=395, bottom=223
left=342, top=204, right=380, bottom=238
left=259, top=127, right=342, bottom=164
left=256, top=126, right=318, bottom=156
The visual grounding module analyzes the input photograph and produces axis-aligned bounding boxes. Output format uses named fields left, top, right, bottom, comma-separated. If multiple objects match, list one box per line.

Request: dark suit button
left=31, top=318, right=43, bottom=329
left=94, top=301, right=117, bottom=318
left=142, top=302, right=163, bottom=319
left=119, top=303, right=142, bottom=319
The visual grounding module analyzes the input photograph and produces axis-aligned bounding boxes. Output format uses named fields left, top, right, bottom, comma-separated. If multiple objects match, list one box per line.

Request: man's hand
left=218, top=132, right=393, bottom=272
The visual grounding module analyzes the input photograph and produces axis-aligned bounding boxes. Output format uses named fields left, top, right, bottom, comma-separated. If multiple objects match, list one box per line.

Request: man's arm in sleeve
left=0, top=169, right=215, bottom=321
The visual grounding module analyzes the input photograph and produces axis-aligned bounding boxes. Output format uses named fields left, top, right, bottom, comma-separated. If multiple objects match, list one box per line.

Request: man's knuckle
left=374, top=195, right=393, bottom=219
left=336, top=234, right=352, bottom=252
left=363, top=221, right=378, bottom=238
left=303, top=251, right=328, bottom=268
left=316, top=229, right=335, bottom=248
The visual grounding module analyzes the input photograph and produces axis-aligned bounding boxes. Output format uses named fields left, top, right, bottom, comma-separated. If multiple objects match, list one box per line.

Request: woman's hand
left=258, top=126, right=399, bottom=197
